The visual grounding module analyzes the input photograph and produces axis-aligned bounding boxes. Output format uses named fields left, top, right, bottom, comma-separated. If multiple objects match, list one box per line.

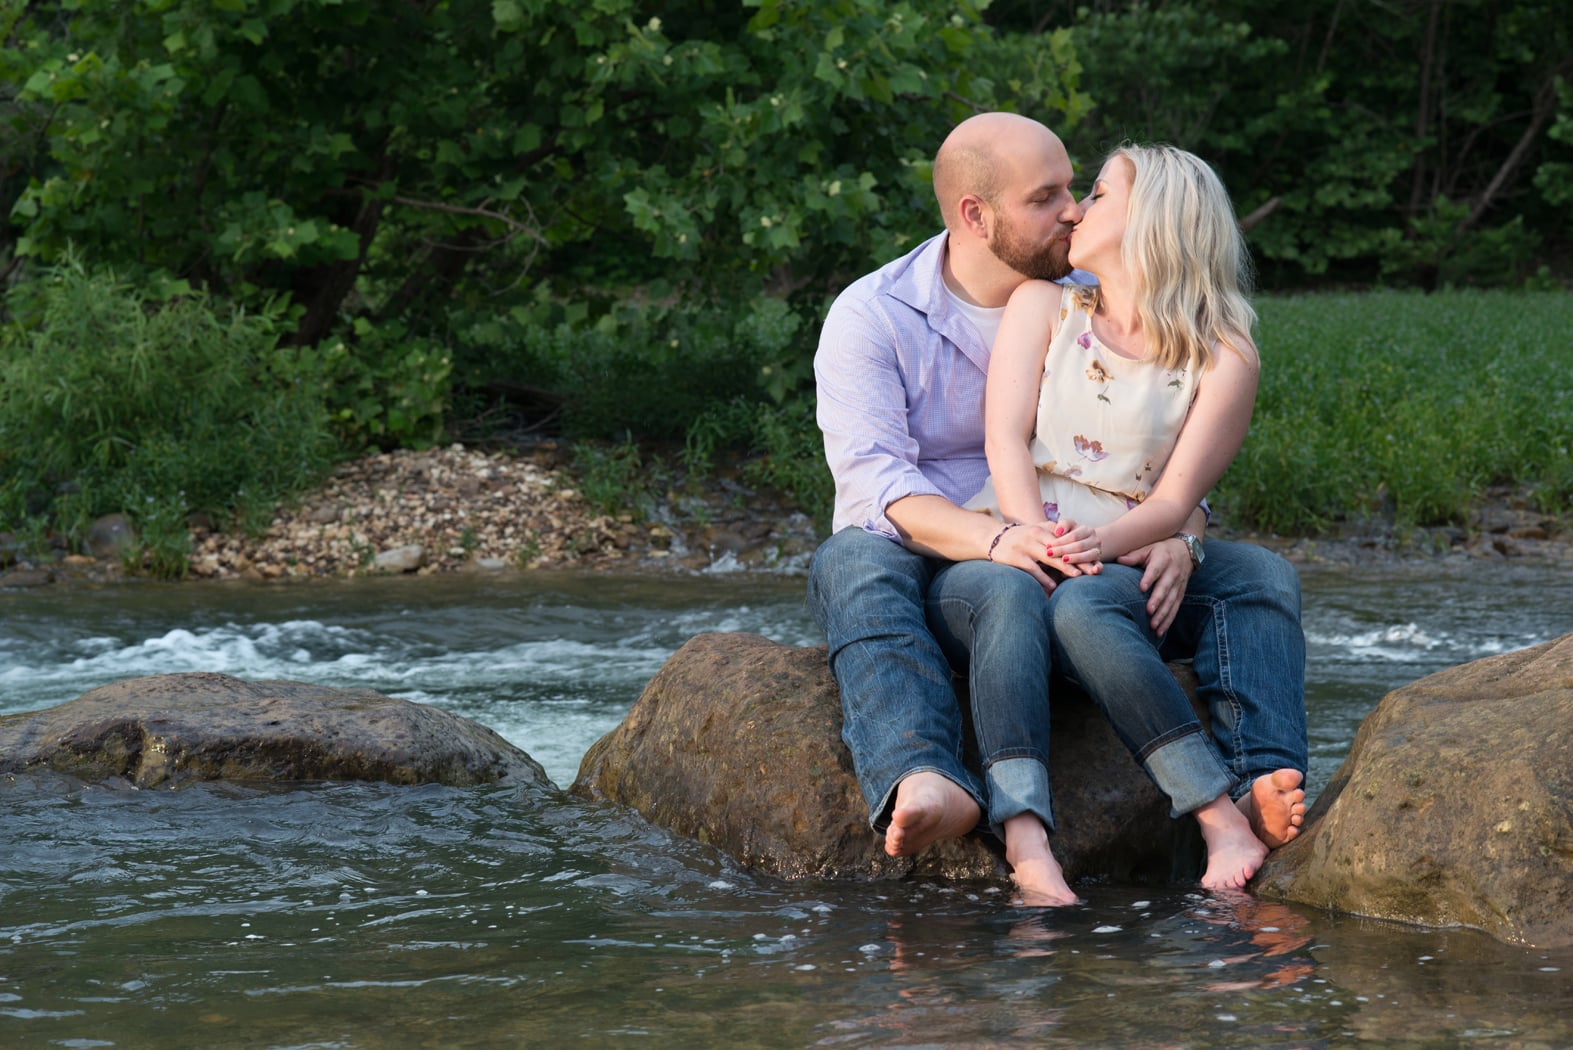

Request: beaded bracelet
left=986, top=522, right=1022, bottom=561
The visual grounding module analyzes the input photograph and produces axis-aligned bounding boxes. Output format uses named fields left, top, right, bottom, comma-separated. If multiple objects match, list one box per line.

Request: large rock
left=0, top=672, right=549, bottom=789
left=572, top=632, right=1203, bottom=884
left=1256, top=633, right=1573, bottom=948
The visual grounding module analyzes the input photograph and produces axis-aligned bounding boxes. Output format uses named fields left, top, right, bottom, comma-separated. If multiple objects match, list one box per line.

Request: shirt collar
left=888, top=232, right=992, bottom=371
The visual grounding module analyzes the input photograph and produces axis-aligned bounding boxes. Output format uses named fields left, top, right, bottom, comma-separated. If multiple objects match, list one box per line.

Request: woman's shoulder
left=1005, top=278, right=1064, bottom=306
left=1210, top=329, right=1261, bottom=371
left=1005, top=279, right=1090, bottom=319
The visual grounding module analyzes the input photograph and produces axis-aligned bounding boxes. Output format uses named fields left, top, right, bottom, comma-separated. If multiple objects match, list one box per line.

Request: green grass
left=1216, top=290, right=1573, bottom=534
left=730, top=289, right=1573, bottom=539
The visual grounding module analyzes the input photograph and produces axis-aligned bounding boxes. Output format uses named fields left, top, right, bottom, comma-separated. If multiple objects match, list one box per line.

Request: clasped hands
left=988, top=518, right=1193, bottom=634
left=991, top=519, right=1103, bottom=580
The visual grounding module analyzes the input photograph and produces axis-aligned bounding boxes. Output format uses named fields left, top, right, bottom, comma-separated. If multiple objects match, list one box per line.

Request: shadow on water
left=2, top=562, right=1572, bottom=1046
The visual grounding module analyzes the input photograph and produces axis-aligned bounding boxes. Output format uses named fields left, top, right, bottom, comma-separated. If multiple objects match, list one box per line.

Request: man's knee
left=812, top=527, right=917, bottom=578
left=810, top=528, right=933, bottom=635
left=1202, top=541, right=1301, bottom=608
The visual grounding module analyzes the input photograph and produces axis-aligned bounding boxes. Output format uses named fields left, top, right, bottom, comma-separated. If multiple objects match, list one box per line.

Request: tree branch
left=388, top=194, right=549, bottom=246
left=1239, top=196, right=1282, bottom=234
left=1408, top=0, right=1443, bottom=215
left=1458, top=67, right=1570, bottom=233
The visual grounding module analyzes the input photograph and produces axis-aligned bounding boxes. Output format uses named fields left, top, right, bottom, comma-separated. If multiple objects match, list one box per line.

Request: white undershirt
left=944, top=287, right=1006, bottom=351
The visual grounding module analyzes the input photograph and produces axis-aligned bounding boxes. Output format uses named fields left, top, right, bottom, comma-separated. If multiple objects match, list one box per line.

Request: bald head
left=931, top=113, right=1081, bottom=298
left=933, top=113, right=1066, bottom=231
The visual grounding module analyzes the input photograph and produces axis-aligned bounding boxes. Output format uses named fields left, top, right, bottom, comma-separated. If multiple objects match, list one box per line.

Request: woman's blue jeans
left=1047, top=539, right=1308, bottom=815
left=806, top=527, right=1056, bottom=839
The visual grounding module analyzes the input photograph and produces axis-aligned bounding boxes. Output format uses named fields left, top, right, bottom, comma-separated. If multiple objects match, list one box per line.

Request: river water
left=2, top=560, right=1571, bottom=1047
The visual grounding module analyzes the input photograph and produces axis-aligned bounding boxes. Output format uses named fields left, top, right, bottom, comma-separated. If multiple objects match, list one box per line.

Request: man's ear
left=958, top=194, right=990, bottom=240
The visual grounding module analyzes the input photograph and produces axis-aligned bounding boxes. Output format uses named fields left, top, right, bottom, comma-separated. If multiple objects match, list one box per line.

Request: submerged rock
left=0, top=672, right=549, bottom=789
left=572, top=632, right=1203, bottom=885
left=1256, top=632, right=1573, bottom=948
left=85, top=513, right=137, bottom=560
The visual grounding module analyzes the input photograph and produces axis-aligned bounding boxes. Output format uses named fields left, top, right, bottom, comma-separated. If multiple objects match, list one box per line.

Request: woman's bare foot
left=885, top=772, right=981, bottom=857
left=1003, top=813, right=1081, bottom=906
left=1194, top=794, right=1270, bottom=891
left=1235, top=769, right=1307, bottom=849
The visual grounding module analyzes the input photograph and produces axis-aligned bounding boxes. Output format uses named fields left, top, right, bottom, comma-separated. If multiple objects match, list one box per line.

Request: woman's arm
left=983, top=281, right=1063, bottom=526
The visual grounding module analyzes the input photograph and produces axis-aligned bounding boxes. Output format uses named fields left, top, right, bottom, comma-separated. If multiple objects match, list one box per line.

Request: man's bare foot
left=1236, top=769, right=1307, bottom=849
left=884, top=772, right=981, bottom=857
left=1002, top=813, right=1081, bottom=906
left=1194, top=794, right=1270, bottom=892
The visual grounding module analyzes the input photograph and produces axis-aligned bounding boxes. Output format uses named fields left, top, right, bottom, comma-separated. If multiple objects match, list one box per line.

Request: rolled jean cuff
left=1143, top=733, right=1238, bottom=818
left=983, top=756, right=1056, bottom=838
left=871, top=766, right=988, bottom=836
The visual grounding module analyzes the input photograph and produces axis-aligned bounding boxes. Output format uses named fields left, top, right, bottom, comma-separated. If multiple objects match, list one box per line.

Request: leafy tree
left=987, top=0, right=1573, bottom=287
left=4, top=1, right=1084, bottom=335
left=0, top=0, right=1092, bottom=451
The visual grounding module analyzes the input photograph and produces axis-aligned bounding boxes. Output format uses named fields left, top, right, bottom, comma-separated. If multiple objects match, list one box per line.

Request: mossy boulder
left=1256, top=633, right=1573, bottom=948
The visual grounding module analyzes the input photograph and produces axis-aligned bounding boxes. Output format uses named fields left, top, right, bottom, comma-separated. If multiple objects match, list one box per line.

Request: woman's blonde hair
left=1090, top=143, right=1257, bottom=373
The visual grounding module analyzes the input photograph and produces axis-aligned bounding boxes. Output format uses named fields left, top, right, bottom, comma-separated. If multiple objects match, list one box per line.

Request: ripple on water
left=0, top=568, right=1570, bottom=1045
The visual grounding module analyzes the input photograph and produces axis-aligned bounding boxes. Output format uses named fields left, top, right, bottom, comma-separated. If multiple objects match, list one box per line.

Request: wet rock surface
left=0, top=673, right=551, bottom=789
left=571, top=631, right=1205, bottom=886
left=1256, top=631, right=1573, bottom=948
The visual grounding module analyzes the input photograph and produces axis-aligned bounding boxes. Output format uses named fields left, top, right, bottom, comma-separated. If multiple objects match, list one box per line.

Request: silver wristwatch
left=1175, top=532, right=1205, bottom=569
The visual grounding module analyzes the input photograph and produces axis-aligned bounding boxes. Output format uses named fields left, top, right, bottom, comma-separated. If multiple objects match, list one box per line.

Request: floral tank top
left=966, top=284, right=1201, bottom=528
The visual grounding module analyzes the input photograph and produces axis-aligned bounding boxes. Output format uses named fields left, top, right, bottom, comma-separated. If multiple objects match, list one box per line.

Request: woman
left=967, top=143, right=1291, bottom=900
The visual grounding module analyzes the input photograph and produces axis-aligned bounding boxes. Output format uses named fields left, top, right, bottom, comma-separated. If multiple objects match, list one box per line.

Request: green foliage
left=571, top=437, right=653, bottom=521
left=0, top=258, right=337, bottom=576
left=670, top=291, right=1570, bottom=539
left=5, top=0, right=1570, bottom=539
left=310, top=320, right=453, bottom=450
left=1381, top=200, right=1541, bottom=288
left=684, top=395, right=834, bottom=526
left=3, top=0, right=1082, bottom=329
left=457, top=294, right=813, bottom=441
left=1215, top=290, right=1573, bottom=532
left=1034, top=0, right=1573, bottom=288
left=1, top=0, right=1095, bottom=445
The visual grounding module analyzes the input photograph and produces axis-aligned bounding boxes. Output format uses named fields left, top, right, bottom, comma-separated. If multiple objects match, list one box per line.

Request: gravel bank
left=2, top=444, right=821, bottom=587
left=2, top=446, right=1567, bottom=588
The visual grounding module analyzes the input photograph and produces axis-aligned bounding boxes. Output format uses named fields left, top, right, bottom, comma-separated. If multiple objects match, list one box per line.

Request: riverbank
left=1, top=444, right=823, bottom=588
left=2, top=443, right=1569, bottom=588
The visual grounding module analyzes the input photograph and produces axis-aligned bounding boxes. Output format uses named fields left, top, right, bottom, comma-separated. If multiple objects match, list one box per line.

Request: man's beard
left=989, top=215, right=1073, bottom=281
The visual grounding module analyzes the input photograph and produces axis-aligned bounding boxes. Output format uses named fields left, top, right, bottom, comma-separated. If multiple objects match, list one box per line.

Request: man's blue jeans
left=806, top=527, right=1056, bottom=839
left=1047, top=539, right=1308, bottom=815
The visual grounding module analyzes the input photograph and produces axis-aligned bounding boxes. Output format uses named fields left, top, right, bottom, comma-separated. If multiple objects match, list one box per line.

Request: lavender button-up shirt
left=815, top=233, right=998, bottom=539
left=815, top=231, right=1190, bottom=542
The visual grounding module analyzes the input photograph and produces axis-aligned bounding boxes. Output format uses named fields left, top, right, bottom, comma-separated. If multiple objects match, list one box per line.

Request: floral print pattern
left=965, top=285, right=1203, bottom=528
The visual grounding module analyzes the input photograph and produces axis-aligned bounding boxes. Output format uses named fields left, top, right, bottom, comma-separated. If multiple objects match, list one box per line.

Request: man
left=807, top=112, right=1307, bottom=880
